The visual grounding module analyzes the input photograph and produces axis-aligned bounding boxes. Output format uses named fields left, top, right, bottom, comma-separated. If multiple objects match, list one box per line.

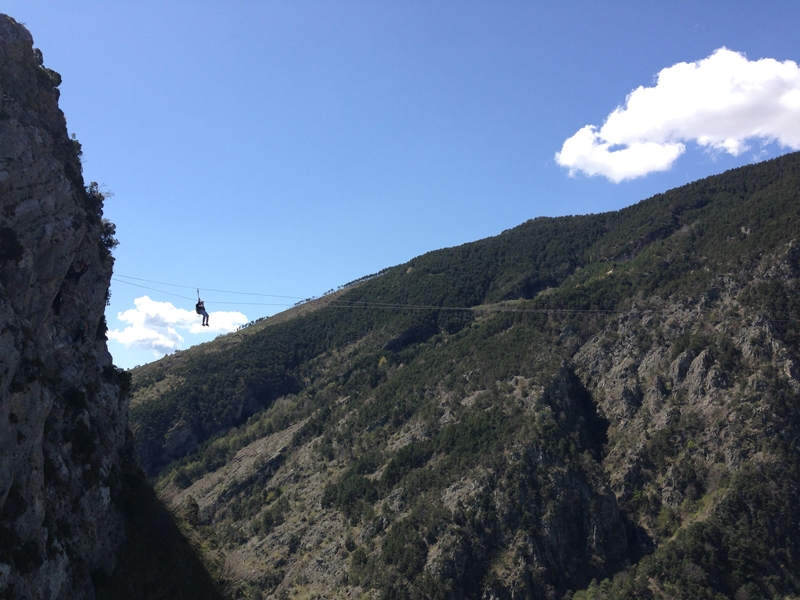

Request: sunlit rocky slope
left=131, top=151, right=800, bottom=596
left=0, top=15, right=219, bottom=599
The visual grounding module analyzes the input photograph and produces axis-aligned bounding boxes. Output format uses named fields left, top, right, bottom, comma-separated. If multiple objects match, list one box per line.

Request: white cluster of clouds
left=556, top=48, right=800, bottom=182
left=107, top=296, right=248, bottom=356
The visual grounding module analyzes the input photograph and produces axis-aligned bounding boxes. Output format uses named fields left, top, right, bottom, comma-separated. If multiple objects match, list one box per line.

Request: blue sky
left=5, top=1, right=800, bottom=368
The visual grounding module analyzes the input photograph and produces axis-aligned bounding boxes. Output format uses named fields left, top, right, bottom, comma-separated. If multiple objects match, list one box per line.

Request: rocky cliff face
left=0, top=15, right=132, bottom=598
left=0, top=16, right=225, bottom=600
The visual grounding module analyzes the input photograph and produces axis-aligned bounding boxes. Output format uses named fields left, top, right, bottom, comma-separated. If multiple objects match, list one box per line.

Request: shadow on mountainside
left=93, top=450, right=223, bottom=600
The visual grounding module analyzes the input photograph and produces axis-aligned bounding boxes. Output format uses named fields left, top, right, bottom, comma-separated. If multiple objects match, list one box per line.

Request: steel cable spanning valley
left=110, top=274, right=799, bottom=322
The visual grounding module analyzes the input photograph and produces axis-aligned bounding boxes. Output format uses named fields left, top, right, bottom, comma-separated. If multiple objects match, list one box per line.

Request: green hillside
left=130, top=152, right=800, bottom=599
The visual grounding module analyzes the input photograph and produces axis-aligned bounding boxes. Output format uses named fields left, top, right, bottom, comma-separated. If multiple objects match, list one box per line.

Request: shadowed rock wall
left=0, top=15, right=220, bottom=600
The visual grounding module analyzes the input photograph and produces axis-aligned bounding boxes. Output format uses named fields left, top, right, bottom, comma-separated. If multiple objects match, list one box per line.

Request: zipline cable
left=111, top=277, right=656, bottom=315
left=112, top=277, right=676, bottom=315
left=114, top=274, right=305, bottom=299
left=112, top=278, right=195, bottom=301
left=111, top=278, right=296, bottom=307
left=111, top=277, right=620, bottom=312
left=110, top=276, right=800, bottom=322
left=112, top=273, right=624, bottom=313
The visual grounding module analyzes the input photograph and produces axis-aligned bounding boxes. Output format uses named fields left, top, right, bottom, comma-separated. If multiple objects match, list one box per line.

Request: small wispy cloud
left=107, top=296, right=248, bottom=356
left=555, top=48, right=800, bottom=182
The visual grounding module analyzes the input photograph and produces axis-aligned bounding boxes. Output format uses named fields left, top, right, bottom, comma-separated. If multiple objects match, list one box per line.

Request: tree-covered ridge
left=130, top=151, right=800, bottom=599
left=131, top=151, right=800, bottom=473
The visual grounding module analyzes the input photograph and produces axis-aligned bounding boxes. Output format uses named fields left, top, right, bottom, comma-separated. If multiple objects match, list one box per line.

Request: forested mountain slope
left=130, top=152, right=800, bottom=599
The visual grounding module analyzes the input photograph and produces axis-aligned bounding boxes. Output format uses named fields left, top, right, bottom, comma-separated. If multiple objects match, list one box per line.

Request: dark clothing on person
left=196, top=300, right=209, bottom=326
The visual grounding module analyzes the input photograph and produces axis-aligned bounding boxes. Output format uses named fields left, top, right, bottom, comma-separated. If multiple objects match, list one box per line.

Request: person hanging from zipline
left=196, top=292, right=209, bottom=327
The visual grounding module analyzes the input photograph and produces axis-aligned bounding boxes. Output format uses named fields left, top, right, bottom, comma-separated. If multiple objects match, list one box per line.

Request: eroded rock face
left=0, top=15, right=130, bottom=599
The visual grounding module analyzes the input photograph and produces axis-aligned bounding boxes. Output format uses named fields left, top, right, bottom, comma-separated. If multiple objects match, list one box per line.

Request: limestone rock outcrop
left=0, top=14, right=130, bottom=598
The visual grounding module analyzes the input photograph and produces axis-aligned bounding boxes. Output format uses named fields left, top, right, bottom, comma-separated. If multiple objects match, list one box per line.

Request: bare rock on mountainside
left=0, top=15, right=218, bottom=599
